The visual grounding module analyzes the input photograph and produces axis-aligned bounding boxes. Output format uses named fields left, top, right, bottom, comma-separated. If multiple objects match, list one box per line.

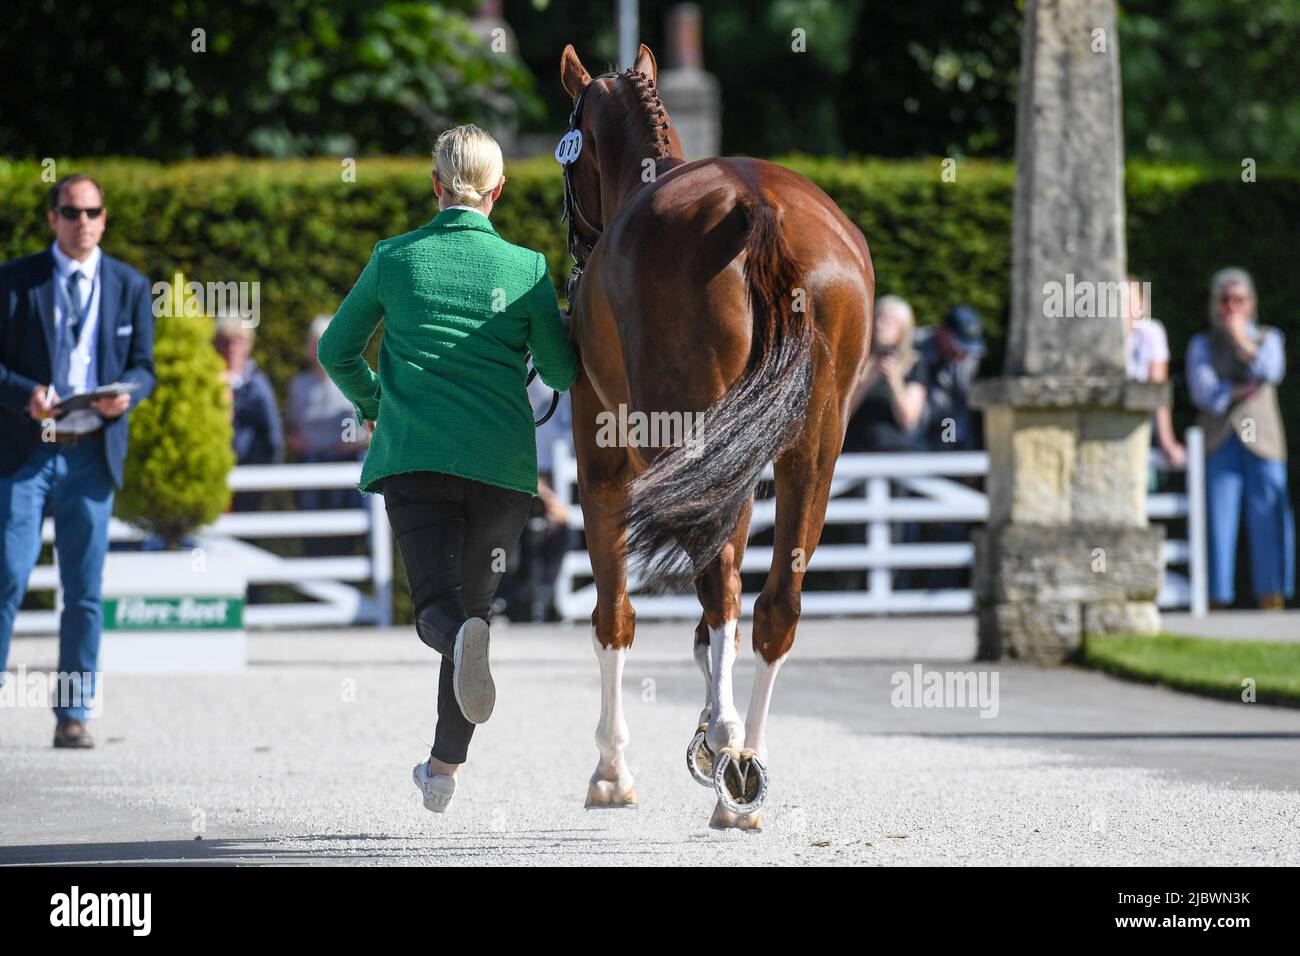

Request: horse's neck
left=600, top=144, right=685, bottom=223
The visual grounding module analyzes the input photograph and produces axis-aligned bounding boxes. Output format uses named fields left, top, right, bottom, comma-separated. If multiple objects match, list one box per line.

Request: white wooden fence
left=549, top=427, right=1208, bottom=621
left=15, top=462, right=392, bottom=634
left=14, top=429, right=1206, bottom=632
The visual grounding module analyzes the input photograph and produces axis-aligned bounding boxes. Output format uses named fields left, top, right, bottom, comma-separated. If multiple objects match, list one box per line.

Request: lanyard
left=56, top=262, right=99, bottom=386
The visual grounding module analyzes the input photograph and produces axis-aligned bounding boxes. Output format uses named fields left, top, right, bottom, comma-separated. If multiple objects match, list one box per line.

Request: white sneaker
left=452, top=617, right=495, bottom=724
left=412, top=759, right=456, bottom=813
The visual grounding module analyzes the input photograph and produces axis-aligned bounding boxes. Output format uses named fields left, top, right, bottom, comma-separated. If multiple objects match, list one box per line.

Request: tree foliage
left=509, top=0, right=1299, bottom=163
left=0, top=0, right=541, bottom=158
left=3, top=1, right=1294, bottom=162
left=1120, top=0, right=1300, bottom=163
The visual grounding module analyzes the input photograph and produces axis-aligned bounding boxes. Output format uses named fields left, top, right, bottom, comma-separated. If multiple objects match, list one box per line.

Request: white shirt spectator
left=1126, top=317, right=1170, bottom=382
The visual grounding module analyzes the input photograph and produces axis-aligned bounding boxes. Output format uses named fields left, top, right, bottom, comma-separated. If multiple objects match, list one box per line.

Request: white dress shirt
left=49, top=242, right=103, bottom=433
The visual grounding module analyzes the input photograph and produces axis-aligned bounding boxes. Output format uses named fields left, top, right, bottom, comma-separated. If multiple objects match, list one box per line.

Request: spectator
left=911, top=305, right=986, bottom=589
left=842, top=295, right=928, bottom=590
left=0, top=173, right=156, bottom=748
left=1125, top=276, right=1186, bottom=482
left=214, top=313, right=283, bottom=512
left=1186, top=267, right=1293, bottom=611
left=498, top=378, right=573, bottom=621
left=287, top=315, right=369, bottom=555
left=915, top=304, right=985, bottom=452
left=533, top=378, right=572, bottom=531
left=844, top=295, right=927, bottom=453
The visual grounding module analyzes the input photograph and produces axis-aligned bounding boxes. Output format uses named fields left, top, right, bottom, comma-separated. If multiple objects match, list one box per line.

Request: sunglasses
left=1219, top=294, right=1249, bottom=305
left=55, top=205, right=104, bottom=220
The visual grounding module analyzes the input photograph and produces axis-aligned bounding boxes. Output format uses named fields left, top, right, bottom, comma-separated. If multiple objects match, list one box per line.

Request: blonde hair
left=873, top=294, right=918, bottom=371
left=433, top=124, right=504, bottom=207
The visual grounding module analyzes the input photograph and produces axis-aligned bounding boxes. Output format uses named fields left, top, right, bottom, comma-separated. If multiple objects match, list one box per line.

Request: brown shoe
left=1257, top=593, right=1286, bottom=611
left=53, top=718, right=95, bottom=749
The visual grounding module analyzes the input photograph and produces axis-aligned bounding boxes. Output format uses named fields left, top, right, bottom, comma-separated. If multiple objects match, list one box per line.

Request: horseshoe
left=685, top=722, right=715, bottom=787
left=712, top=747, right=768, bottom=815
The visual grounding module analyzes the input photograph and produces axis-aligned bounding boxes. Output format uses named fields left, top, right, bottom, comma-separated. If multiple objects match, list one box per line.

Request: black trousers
left=382, top=471, right=534, bottom=764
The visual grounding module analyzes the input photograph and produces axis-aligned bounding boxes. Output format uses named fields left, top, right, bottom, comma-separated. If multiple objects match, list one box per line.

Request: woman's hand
left=1231, top=381, right=1260, bottom=403
left=878, top=354, right=904, bottom=391
left=1224, top=315, right=1259, bottom=362
left=1161, top=440, right=1187, bottom=469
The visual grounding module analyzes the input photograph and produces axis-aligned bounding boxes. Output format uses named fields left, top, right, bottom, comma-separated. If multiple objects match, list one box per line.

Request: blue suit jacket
left=0, top=248, right=156, bottom=488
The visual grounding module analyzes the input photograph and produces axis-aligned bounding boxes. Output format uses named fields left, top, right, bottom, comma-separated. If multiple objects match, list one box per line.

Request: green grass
left=1083, top=633, right=1300, bottom=708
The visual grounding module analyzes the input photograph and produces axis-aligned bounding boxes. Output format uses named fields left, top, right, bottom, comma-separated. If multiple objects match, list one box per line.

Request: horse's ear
left=561, top=44, right=591, bottom=100
left=633, top=43, right=658, bottom=83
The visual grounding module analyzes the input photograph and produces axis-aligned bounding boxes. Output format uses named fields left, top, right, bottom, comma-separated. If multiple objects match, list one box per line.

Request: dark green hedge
left=2, top=155, right=1296, bottom=470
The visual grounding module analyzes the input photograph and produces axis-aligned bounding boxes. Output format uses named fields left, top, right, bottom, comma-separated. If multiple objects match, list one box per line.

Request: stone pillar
left=969, top=0, right=1167, bottom=663
left=656, top=4, right=721, bottom=160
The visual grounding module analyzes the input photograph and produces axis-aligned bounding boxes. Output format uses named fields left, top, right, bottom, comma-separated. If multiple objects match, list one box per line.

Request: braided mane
left=622, top=68, right=674, bottom=161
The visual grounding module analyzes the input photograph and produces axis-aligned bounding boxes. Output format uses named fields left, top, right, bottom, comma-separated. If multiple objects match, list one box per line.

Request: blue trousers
left=0, top=435, right=115, bottom=721
left=1205, top=433, right=1295, bottom=604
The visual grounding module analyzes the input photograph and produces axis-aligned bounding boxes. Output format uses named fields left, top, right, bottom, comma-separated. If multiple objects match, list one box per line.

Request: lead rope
left=524, top=352, right=561, bottom=426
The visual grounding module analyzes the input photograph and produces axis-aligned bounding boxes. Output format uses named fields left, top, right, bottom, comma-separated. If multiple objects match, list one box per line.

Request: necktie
left=67, top=271, right=85, bottom=342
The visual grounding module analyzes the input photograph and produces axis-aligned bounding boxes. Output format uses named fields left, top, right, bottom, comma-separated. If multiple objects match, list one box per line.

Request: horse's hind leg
left=697, top=501, right=751, bottom=757
left=573, top=375, right=639, bottom=809
left=688, top=501, right=761, bottom=831
left=685, top=618, right=714, bottom=786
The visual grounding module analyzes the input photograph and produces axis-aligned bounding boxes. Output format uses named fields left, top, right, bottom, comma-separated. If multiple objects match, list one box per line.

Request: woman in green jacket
left=317, top=124, right=578, bottom=814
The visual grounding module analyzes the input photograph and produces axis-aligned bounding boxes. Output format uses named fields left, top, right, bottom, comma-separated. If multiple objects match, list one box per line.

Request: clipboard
left=50, top=381, right=142, bottom=414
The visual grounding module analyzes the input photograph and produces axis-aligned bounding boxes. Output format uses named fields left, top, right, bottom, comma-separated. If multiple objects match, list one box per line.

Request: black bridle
left=561, top=69, right=624, bottom=272
left=525, top=70, right=625, bottom=429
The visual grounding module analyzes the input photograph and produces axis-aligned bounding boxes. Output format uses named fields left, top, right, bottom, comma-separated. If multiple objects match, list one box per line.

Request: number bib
left=555, top=129, right=583, bottom=165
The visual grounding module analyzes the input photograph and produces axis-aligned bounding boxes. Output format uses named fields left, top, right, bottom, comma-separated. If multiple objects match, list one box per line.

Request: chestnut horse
left=560, top=44, right=873, bottom=830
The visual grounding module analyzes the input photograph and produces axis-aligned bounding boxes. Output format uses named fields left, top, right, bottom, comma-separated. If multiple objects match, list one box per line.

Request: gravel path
left=2, top=618, right=1298, bottom=865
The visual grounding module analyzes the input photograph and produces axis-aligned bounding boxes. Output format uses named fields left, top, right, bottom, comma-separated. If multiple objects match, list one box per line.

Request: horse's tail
left=622, top=195, right=815, bottom=590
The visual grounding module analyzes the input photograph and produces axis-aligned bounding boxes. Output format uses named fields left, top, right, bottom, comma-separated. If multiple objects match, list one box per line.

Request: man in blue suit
left=0, top=174, right=156, bottom=748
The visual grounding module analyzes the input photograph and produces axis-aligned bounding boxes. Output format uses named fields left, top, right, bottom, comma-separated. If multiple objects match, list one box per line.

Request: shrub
left=114, top=273, right=235, bottom=547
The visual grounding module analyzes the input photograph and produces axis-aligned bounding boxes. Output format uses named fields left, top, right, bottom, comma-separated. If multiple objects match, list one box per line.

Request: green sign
left=103, top=596, right=244, bottom=630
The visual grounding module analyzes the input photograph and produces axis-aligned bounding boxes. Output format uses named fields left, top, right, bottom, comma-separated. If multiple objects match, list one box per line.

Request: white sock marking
left=592, top=630, right=630, bottom=781
left=744, top=652, right=787, bottom=765
left=706, top=620, right=743, bottom=752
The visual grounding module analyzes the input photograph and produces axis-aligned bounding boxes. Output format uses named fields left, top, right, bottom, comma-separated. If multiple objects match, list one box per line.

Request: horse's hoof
left=712, top=747, right=768, bottom=815
left=708, top=801, right=762, bottom=832
left=585, top=777, right=639, bottom=809
left=686, top=723, right=715, bottom=787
